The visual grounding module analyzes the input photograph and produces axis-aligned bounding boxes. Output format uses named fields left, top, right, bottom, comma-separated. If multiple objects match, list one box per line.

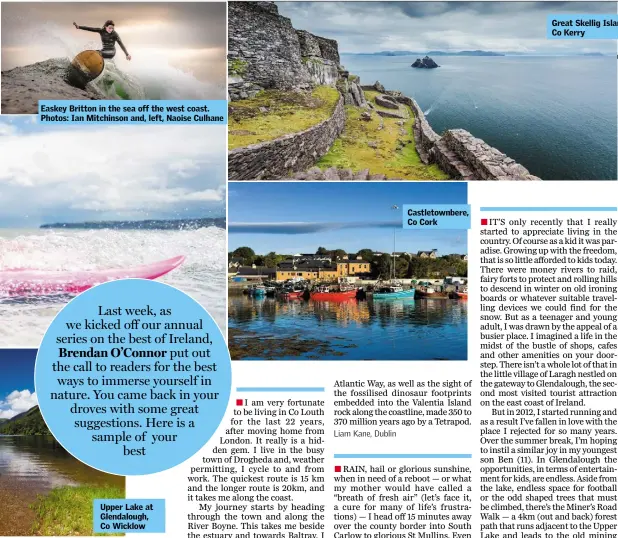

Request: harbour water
left=229, top=294, right=467, bottom=360
left=342, top=54, right=617, bottom=180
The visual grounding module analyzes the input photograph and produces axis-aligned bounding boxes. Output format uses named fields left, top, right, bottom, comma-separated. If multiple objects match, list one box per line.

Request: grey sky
left=2, top=3, right=226, bottom=81
left=276, top=2, right=618, bottom=54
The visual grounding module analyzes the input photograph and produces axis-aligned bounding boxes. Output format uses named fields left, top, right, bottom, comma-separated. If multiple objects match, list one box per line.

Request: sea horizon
left=340, top=54, right=617, bottom=181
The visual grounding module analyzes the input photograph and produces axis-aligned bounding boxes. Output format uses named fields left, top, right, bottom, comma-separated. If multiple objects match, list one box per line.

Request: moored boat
left=281, top=290, right=304, bottom=299
left=373, top=286, right=416, bottom=299
left=252, top=285, right=266, bottom=296
left=455, top=287, right=468, bottom=299
left=416, top=286, right=448, bottom=298
left=311, top=289, right=357, bottom=301
left=307, top=285, right=357, bottom=301
left=265, top=286, right=277, bottom=297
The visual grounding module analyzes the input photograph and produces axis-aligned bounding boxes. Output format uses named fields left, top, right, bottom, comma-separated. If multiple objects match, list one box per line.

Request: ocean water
left=0, top=227, right=226, bottom=347
left=1, top=16, right=225, bottom=100
left=341, top=55, right=617, bottom=181
left=229, top=295, right=467, bottom=360
left=92, top=57, right=226, bottom=100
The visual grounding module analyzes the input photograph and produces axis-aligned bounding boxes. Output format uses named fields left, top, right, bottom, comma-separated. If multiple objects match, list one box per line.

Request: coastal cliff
left=228, top=2, right=540, bottom=181
left=228, top=2, right=364, bottom=106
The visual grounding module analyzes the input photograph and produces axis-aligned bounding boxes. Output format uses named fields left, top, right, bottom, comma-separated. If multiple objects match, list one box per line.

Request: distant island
left=349, top=49, right=505, bottom=57
left=40, top=217, right=226, bottom=230
left=0, top=405, right=49, bottom=435
left=345, top=50, right=610, bottom=57
left=412, top=56, right=439, bottom=68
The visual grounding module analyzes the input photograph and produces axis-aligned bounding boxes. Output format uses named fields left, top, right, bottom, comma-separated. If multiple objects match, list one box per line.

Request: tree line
left=229, top=247, right=467, bottom=279
left=0, top=406, right=50, bottom=435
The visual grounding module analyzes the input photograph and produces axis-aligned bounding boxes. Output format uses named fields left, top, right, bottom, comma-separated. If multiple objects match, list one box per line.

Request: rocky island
left=411, top=56, right=439, bottom=68
left=228, top=2, right=540, bottom=181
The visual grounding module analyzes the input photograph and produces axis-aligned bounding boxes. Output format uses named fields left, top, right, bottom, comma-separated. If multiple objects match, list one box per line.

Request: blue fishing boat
left=253, top=285, right=266, bottom=297
left=372, top=286, right=416, bottom=299
left=247, top=284, right=266, bottom=297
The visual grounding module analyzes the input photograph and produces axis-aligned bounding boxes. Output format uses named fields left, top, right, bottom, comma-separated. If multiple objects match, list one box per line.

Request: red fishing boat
left=309, top=286, right=357, bottom=301
left=282, top=290, right=303, bottom=299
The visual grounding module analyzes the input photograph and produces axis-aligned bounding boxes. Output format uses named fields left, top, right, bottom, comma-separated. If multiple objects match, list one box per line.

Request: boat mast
left=391, top=205, right=399, bottom=281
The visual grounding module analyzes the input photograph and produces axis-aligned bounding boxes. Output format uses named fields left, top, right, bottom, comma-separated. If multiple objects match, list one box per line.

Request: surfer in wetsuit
left=73, top=20, right=131, bottom=61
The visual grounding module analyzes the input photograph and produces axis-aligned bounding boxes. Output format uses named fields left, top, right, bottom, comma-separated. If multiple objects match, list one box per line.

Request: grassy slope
left=318, top=90, right=448, bottom=180
left=31, top=485, right=125, bottom=536
left=228, top=86, right=341, bottom=149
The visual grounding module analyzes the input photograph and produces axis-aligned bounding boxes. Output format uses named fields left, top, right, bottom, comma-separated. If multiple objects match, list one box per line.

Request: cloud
left=1, top=3, right=226, bottom=81
left=276, top=2, right=617, bottom=54
left=0, top=123, right=18, bottom=136
left=0, top=124, right=226, bottom=225
left=0, top=389, right=38, bottom=419
left=229, top=221, right=400, bottom=234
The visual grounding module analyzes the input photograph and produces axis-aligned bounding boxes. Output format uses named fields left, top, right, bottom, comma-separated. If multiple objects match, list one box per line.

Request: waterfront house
left=235, top=266, right=277, bottom=280
left=228, top=257, right=244, bottom=272
left=444, top=276, right=466, bottom=286
left=275, top=258, right=371, bottom=282
left=417, top=249, right=438, bottom=258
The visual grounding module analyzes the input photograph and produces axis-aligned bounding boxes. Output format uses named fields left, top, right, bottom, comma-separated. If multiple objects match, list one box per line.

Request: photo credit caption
left=38, top=100, right=228, bottom=124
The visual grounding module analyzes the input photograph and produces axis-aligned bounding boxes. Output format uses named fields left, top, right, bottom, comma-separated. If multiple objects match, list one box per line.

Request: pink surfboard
left=0, top=255, right=185, bottom=296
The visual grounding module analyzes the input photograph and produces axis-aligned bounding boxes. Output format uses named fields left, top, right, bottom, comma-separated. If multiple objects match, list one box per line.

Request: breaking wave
left=0, top=227, right=226, bottom=346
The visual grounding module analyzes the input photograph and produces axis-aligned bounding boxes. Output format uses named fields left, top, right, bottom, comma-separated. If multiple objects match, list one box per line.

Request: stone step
left=375, top=94, right=399, bottom=109
left=376, top=109, right=405, bottom=119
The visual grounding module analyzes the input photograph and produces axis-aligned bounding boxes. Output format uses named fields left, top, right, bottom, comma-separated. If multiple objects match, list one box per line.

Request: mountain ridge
left=0, top=405, right=50, bottom=435
left=345, top=50, right=505, bottom=57
left=343, top=50, right=610, bottom=57
left=40, top=217, right=226, bottom=230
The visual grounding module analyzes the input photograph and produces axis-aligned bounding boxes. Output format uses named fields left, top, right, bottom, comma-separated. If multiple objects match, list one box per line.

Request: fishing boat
left=308, top=285, right=357, bottom=301
left=373, top=285, right=416, bottom=299
left=265, top=286, right=277, bottom=297
left=416, top=285, right=449, bottom=299
left=455, top=287, right=468, bottom=299
left=250, top=285, right=266, bottom=297
left=281, top=289, right=304, bottom=299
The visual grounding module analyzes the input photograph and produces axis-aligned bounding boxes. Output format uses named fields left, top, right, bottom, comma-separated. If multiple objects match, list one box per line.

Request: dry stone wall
left=228, top=97, right=346, bottom=180
left=228, top=2, right=343, bottom=99
left=228, top=2, right=312, bottom=100
left=228, top=5, right=542, bottom=181
left=435, top=130, right=541, bottom=181
left=387, top=86, right=540, bottom=180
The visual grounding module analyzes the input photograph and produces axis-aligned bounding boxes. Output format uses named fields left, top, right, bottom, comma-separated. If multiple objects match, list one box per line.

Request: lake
left=0, top=435, right=124, bottom=535
left=229, top=295, right=467, bottom=360
left=341, top=54, right=617, bottom=181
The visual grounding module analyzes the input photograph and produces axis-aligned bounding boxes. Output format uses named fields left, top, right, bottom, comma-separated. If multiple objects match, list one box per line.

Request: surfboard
left=66, top=50, right=104, bottom=89
left=0, top=256, right=185, bottom=296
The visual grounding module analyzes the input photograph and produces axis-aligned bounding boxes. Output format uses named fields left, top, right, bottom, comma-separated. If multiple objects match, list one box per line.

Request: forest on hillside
left=0, top=406, right=50, bottom=435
